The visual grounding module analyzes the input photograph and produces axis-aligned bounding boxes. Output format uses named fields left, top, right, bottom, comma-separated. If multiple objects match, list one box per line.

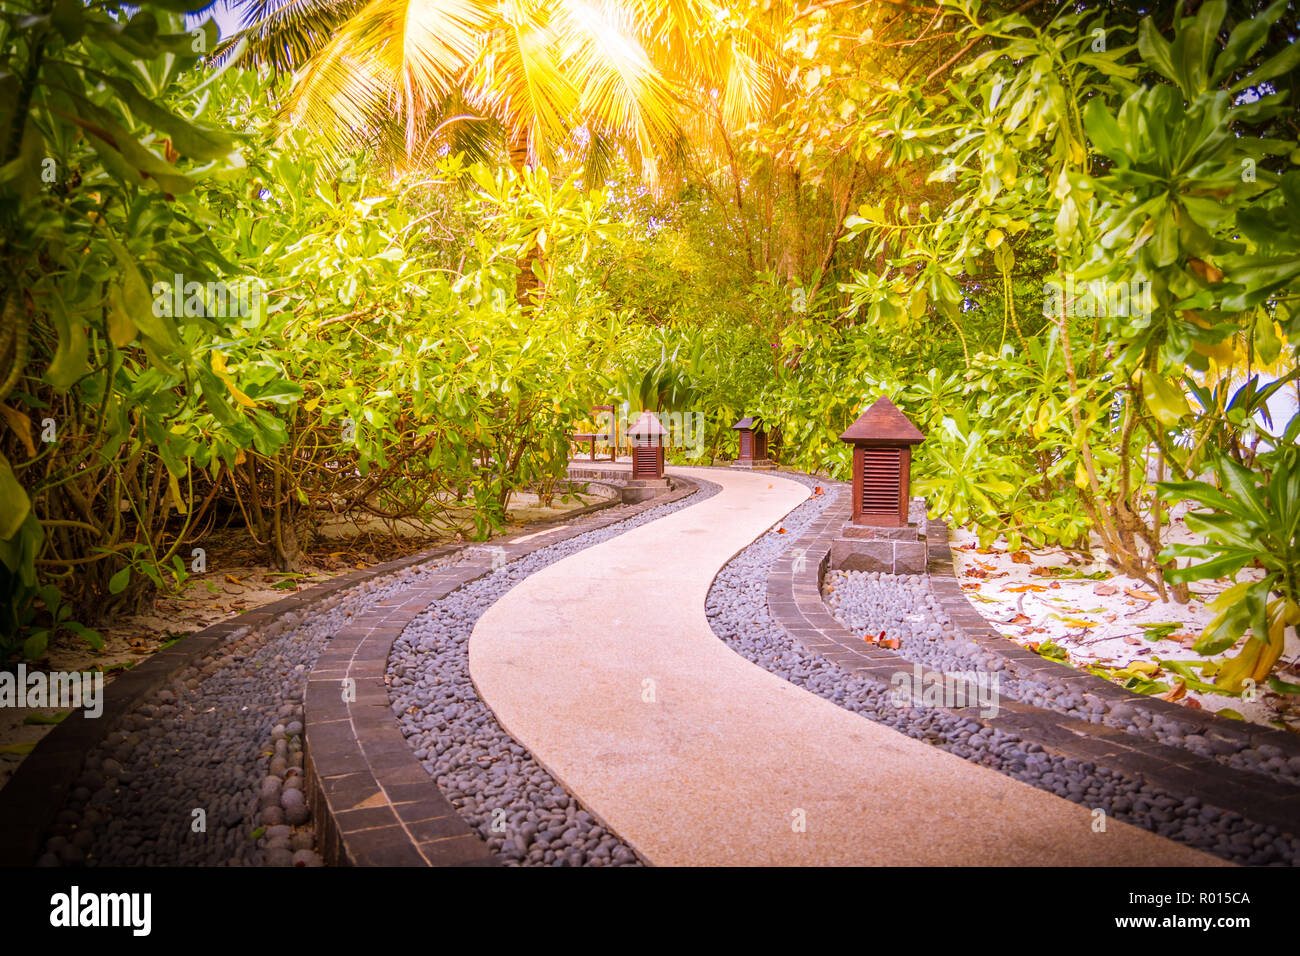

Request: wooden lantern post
left=731, top=416, right=768, bottom=464
left=839, top=397, right=925, bottom=527
left=628, top=411, right=667, bottom=480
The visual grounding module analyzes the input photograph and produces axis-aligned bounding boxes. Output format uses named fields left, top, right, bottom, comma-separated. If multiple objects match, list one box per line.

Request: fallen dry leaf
left=1094, top=583, right=1119, bottom=596
left=1162, top=681, right=1188, bottom=702
left=1125, top=587, right=1158, bottom=602
left=1011, top=613, right=1032, bottom=625
left=1010, top=551, right=1032, bottom=564
left=1004, top=584, right=1047, bottom=593
left=879, top=637, right=901, bottom=650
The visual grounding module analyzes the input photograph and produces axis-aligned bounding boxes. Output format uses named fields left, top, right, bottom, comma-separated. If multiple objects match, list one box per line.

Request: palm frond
left=215, top=0, right=369, bottom=72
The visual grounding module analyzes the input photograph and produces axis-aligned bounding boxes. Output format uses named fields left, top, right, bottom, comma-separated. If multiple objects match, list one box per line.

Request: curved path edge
left=766, top=484, right=1300, bottom=839
left=303, top=475, right=700, bottom=866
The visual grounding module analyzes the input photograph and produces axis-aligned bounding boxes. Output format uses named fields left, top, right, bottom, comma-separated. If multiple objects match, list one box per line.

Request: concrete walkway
left=468, top=468, right=1223, bottom=865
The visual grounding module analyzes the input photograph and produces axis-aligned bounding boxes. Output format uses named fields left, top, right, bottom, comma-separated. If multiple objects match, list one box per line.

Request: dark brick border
left=305, top=474, right=702, bottom=867
left=765, top=484, right=1300, bottom=837
left=0, top=538, right=485, bottom=866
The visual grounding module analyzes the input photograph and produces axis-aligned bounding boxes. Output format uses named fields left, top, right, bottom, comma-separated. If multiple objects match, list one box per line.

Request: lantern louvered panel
left=740, top=432, right=753, bottom=459
left=633, top=444, right=662, bottom=478
left=861, top=447, right=901, bottom=514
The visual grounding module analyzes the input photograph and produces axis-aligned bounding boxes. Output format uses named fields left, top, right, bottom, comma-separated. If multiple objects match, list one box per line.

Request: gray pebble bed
left=387, top=477, right=721, bottom=866
left=35, top=548, right=469, bottom=867
left=707, top=474, right=1299, bottom=865
left=824, top=567, right=1300, bottom=790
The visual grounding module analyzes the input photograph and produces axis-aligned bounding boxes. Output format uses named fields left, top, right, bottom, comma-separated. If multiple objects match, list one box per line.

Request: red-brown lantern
left=628, top=411, right=667, bottom=480
left=839, top=397, right=924, bottom=527
left=731, top=416, right=767, bottom=464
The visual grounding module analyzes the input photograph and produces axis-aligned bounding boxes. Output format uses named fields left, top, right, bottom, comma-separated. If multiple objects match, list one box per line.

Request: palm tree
left=221, top=0, right=783, bottom=181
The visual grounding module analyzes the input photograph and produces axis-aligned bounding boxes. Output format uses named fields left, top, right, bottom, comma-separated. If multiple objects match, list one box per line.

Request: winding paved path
left=469, top=468, right=1223, bottom=865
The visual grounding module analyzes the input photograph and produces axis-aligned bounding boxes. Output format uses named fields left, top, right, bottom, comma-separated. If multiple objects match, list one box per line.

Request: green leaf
left=104, top=237, right=181, bottom=352
left=108, top=566, right=131, bottom=595
left=1212, top=0, right=1288, bottom=85
left=22, top=631, right=48, bottom=660
left=1170, top=0, right=1226, bottom=96
left=45, top=298, right=89, bottom=389
left=1137, top=18, right=1178, bottom=87
left=1231, top=30, right=1300, bottom=94
left=1268, top=676, right=1300, bottom=695
left=51, top=0, right=84, bottom=44
left=97, top=74, right=239, bottom=162
left=0, top=452, right=31, bottom=540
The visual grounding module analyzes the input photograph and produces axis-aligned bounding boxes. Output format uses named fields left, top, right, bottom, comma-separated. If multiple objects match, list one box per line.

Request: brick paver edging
left=305, top=474, right=702, bottom=867
left=0, top=539, right=471, bottom=866
left=0, top=475, right=628, bottom=866
left=764, top=483, right=1300, bottom=838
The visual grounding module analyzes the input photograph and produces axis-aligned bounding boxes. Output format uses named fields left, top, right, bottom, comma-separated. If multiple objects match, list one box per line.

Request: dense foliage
left=1, top=0, right=1296, bottom=694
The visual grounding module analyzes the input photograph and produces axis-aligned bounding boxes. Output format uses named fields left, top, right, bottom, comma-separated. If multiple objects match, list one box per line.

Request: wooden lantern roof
left=628, top=410, right=668, bottom=437
left=839, top=397, right=924, bottom=447
left=732, top=416, right=762, bottom=431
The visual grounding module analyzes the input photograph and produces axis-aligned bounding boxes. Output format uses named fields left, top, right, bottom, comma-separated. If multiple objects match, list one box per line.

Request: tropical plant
left=222, top=0, right=782, bottom=180
left=1159, top=414, right=1300, bottom=693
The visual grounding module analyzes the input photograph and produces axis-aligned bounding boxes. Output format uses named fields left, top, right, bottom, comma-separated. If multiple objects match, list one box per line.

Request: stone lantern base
left=828, top=498, right=929, bottom=574
left=620, top=478, right=670, bottom=503
left=730, top=458, right=777, bottom=470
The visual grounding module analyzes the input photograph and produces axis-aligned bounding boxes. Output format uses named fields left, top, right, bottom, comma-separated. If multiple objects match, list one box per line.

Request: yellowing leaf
left=1125, top=660, right=1160, bottom=675
left=168, top=472, right=188, bottom=515
left=1140, top=372, right=1189, bottom=426
left=210, top=352, right=259, bottom=408
left=0, top=404, right=35, bottom=457
left=985, top=228, right=1005, bottom=249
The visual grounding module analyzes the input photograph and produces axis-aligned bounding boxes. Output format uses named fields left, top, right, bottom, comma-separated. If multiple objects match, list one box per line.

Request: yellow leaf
left=1139, top=372, right=1189, bottom=426
left=985, top=228, right=1005, bottom=249
left=0, top=404, right=35, bottom=457
left=168, top=472, right=188, bottom=515
left=211, top=352, right=258, bottom=408
left=1074, top=462, right=1089, bottom=489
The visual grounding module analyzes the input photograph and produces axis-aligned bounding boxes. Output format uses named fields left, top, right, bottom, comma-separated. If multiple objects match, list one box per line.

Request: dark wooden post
left=839, top=397, right=925, bottom=527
